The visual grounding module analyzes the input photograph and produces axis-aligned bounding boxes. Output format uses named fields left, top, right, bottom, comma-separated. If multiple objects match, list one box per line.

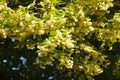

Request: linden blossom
left=63, top=39, right=74, bottom=49
left=1, top=0, right=119, bottom=79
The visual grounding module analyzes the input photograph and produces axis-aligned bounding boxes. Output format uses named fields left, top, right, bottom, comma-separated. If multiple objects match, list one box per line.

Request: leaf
left=50, top=31, right=56, bottom=37
left=52, top=0, right=59, bottom=4
left=0, top=0, right=6, bottom=2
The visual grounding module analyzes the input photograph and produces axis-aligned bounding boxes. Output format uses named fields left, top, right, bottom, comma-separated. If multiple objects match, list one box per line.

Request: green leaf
left=52, top=0, right=59, bottom=4
left=50, top=31, right=56, bottom=37
left=0, top=0, right=5, bottom=2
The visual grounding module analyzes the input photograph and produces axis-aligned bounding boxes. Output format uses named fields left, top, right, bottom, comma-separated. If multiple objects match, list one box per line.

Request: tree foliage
left=0, top=0, right=120, bottom=80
